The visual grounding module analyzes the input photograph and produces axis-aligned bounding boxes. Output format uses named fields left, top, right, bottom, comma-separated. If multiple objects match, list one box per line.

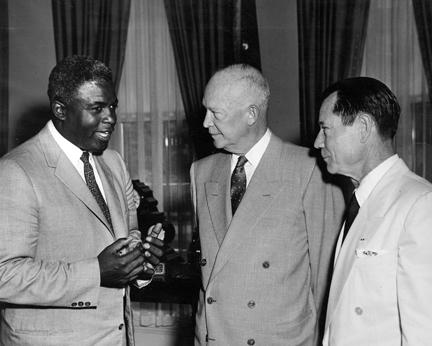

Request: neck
left=356, top=141, right=395, bottom=184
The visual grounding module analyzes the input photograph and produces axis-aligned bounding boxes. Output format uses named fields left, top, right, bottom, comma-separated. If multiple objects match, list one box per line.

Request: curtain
left=297, top=0, right=370, bottom=146
left=413, top=0, right=432, bottom=105
left=114, top=0, right=194, bottom=336
left=115, top=0, right=189, bottom=253
left=0, top=0, right=8, bottom=156
left=361, top=0, right=431, bottom=181
left=164, top=0, right=261, bottom=159
left=51, top=0, right=131, bottom=91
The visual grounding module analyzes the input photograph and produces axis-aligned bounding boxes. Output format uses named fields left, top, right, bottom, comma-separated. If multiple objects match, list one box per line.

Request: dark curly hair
left=47, top=55, right=113, bottom=105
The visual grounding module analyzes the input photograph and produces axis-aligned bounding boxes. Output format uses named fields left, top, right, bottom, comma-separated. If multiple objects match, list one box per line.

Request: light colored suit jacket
left=191, top=135, right=344, bottom=346
left=0, top=124, right=138, bottom=346
left=323, top=158, right=432, bottom=346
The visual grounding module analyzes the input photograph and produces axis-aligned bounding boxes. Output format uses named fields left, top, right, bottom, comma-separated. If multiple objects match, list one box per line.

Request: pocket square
left=355, top=248, right=382, bottom=257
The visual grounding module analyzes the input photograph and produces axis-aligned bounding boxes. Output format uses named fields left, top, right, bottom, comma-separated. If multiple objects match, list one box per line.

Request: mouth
left=320, top=152, right=330, bottom=161
left=94, top=130, right=113, bottom=142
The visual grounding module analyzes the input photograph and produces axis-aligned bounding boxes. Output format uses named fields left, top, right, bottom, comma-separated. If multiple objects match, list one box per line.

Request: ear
left=51, top=100, right=66, bottom=121
left=246, top=105, right=259, bottom=126
left=357, top=113, right=374, bottom=143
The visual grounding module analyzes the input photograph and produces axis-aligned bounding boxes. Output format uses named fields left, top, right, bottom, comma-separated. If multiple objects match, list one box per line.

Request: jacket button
left=200, top=258, right=207, bottom=266
left=78, top=301, right=84, bottom=306
left=247, top=300, right=255, bottom=308
left=355, top=307, right=363, bottom=315
left=247, top=338, right=255, bottom=345
left=71, top=302, right=77, bottom=307
left=262, top=261, right=270, bottom=268
left=118, top=323, right=124, bottom=330
left=85, top=301, right=91, bottom=307
left=207, top=297, right=215, bottom=304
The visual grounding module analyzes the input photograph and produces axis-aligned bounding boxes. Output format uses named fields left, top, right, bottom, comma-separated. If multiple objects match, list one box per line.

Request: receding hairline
left=207, top=64, right=270, bottom=109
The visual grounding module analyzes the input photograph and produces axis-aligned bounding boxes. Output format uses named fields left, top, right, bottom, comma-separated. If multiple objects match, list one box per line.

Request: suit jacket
left=323, top=158, right=432, bottom=346
left=191, top=134, right=344, bottom=346
left=0, top=124, right=138, bottom=346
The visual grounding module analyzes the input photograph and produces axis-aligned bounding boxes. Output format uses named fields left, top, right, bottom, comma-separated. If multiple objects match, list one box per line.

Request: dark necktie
left=342, top=192, right=360, bottom=242
left=80, top=152, right=113, bottom=231
left=230, top=156, right=248, bottom=215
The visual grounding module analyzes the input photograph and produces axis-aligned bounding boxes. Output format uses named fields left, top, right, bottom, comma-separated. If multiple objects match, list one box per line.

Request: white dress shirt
left=48, top=120, right=107, bottom=200
left=230, top=128, right=271, bottom=186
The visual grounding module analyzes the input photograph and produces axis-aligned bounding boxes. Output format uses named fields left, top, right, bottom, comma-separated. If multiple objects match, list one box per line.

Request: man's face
left=202, top=78, right=250, bottom=154
left=60, top=80, right=117, bottom=153
left=314, top=92, right=363, bottom=178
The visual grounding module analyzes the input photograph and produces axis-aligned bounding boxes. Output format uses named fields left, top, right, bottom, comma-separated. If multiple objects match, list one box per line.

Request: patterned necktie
left=230, top=156, right=248, bottom=215
left=342, top=192, right=359, bottom=243
left=80, top=152, right=113, bottom=231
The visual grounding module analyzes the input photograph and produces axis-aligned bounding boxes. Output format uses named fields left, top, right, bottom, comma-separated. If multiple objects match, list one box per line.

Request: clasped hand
left=98, top=224, right=164, bottom=288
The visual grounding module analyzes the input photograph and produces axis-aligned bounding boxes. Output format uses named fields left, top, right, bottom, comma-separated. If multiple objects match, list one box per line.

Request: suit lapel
left=205, top=154, right=231, bottom=245
left=325, top=158, right=409, bottom=329
left=39, top=125, right=115, bottom=238
left=94, top=156, right=127, bottom=239
left=209, top=137, right=284, bottom=281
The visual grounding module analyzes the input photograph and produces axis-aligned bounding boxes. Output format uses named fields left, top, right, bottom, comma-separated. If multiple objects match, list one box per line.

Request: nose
left=203, top=110, right=213, bottom=128
left=314, top=130, right=324, bottom=149
left=103, top=106, right=117, bottom=125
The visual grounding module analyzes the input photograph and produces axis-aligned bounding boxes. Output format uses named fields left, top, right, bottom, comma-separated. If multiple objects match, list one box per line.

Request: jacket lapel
left=205, top=154, right=231, bottom=245
left=209, top=136, right=284, bottom=282
left=94, top=156, right=127, bottom=239
left=325, top=158, right=409, bottom=330
left=39, top=125, right=115, bottom=238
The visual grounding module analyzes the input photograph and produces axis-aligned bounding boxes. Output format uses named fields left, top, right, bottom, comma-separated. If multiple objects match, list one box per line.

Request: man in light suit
left=0, top=55, right=163, bottom=346
left=191, top=64, right=344, bottom=345
left=315, top=77, right=432, bottom=345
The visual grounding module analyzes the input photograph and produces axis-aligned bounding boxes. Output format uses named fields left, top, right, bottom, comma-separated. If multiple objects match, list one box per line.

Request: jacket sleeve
left=303, top=162, right=344, bottom=340
left=398, top=191, right=432, bottom=345
left=0, top=158, right=100, bottom=307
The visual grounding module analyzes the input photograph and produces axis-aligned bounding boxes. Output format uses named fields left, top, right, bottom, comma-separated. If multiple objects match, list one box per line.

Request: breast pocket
left=354, top=248, right=398, bottom=303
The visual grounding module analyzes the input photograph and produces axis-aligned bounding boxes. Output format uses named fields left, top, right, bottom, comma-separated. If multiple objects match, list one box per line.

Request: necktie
left=342, top=192, right=360, bottom=242
left=80, top=152, right=113, bottom=231
left=230, top=156, right=248, bottom=215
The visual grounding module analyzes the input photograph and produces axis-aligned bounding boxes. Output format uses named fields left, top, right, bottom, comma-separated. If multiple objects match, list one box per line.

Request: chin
left=213, top=140, right=226, bottom=149
left=325, top=163, right=338, bottom=175
left=89, top=142, right=109, bottom=155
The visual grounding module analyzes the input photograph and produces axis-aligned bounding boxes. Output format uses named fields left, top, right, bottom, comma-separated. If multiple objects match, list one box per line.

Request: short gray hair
left=214, top=64, right=270, bottom=111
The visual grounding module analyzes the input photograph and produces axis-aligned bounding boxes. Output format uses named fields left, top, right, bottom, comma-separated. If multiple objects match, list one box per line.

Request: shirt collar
left=231, top=129, right=271, bottom=168
left=47, top=120, right=88, bottom=164
left=355, top=154, right=399, bottom=206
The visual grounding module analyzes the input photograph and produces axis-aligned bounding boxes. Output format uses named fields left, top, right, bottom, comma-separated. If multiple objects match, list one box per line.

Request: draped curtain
left=114, top=0, right=194, bottom=335
left=51, top=0, right=131, bottom=91
left=297, top=0, right=370, bottom=146
left=413, top=0, right=432, bottom=105
left=362, top=0, right=431, bottom=181
left=0, top=0, right=8, bottom=156
left=164, top=0, right=261, bottom=159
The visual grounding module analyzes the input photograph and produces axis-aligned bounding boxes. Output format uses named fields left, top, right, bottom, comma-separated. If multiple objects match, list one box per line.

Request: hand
left=98, top=238, right=146, bottom=288
left=142, top=223, right=165, bottom=268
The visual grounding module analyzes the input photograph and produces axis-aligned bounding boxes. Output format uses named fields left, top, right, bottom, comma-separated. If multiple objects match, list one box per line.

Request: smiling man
left=0, top=55, right=163, bottom=346
left=190, top=64, right=344, bottom=345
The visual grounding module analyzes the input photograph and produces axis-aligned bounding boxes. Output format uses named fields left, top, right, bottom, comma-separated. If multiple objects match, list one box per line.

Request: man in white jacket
left=315, top=76, right=432, bottom=346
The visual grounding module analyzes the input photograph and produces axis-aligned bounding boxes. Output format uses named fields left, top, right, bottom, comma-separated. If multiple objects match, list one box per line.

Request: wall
left=256, top=0, right=300, bottom=143
left=8, top=0, right=55, bottom=149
